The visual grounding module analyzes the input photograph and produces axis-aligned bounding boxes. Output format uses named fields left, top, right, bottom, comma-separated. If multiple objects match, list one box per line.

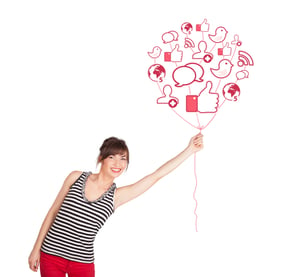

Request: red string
left=172, top=109, right=201, bottom=130
left=157, top=82, right=227, bottom=231
left=193, top=152, right=199, bottom=232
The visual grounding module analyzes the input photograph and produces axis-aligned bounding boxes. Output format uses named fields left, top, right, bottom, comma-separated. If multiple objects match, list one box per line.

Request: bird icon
left=148, top=46, right=162, bottom=59
left=208, top=27, right=228, bottom=43
left=210, top=59, right=233, bottom=79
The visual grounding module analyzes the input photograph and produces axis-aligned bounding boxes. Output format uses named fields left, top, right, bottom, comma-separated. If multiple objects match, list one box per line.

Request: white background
left=1, top=0, right=299, bottom=276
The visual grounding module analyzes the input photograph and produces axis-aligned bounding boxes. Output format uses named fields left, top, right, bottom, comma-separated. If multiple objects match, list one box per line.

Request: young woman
left=28, top=133, right=204, bottom=277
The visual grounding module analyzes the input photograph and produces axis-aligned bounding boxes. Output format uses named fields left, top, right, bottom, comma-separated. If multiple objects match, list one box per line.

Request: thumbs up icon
left=218, top=42, right=232, bottom=56
left=196, top=19, right=210, bottom=32
left=164, top=44, right=183, bottom=62
left=198, top=81, right=219, bottom=113
left=186, top=81, right=219, bottom=113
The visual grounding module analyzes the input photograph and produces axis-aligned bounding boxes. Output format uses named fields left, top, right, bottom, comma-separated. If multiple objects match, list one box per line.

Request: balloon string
left=193, top=152, right=199, bottom=232
left=171, top=109, right=200, bottom=130
left=196, top=113, right=201, bottom=128
left=231, top=44, right=237, bottom=62
left=201, top=114, right=217, bottom=130
left=215, top=79, right=222, bottom=92
left=158, top=90, right=226, bottom=234
left=156, top=82, right=199, bottom=130
left=156, top=82, right=163, bottom=95
left=157, top=82, right=227, bottom=232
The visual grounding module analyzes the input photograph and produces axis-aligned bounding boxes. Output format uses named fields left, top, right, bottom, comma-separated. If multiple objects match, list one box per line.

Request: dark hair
left=97, top=137, right=129, bottom=167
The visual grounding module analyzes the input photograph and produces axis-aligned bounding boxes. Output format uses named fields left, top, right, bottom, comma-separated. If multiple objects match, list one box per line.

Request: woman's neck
left=93, top=170, right=114, bottom=189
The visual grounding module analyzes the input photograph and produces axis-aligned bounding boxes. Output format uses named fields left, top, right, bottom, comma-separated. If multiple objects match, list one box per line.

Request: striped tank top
left=41, top=171, right=116, bottom=263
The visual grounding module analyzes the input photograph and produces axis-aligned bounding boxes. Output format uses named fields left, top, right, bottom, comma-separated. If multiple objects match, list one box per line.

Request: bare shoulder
left=62, top=171, right=83, bottom=188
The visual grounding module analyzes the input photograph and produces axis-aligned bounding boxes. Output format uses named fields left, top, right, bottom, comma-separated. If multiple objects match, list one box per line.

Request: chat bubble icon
left=172, top=63, right=204, bottom=87
left=162, top=31, right=179, bottom=43
left=236, top=70, right=249, bottom=80
left=185, top=63, right=204, bottom=82
left=169, top=31, right=178, bottom=41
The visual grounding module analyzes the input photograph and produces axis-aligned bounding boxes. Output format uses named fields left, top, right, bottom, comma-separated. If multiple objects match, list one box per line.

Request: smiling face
left=101, top=153, right=128, bottom=179
left=97, top=137, right=130, bottom=178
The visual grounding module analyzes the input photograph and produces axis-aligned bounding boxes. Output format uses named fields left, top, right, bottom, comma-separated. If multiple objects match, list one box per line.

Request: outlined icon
left=231, top=34, right=242, bottom=46
left=157, top=85, right=179, bottom=108
left=196, top=19, right=210, bottom=32
left=162, top=31, right=179, bottom=43
left=148, top=64, right=166, bottom=82
left=164, top=44, right=183, bottom=62
left=198, top=81, right=219, bottom=113
left=217, top=42, right=232, bottom=56
left=236, top=70, right=249, bottom=80
left=172, top=63, right=204, bottom=87
left=184, top=37, right=195, bottom=48
left=192, top=40, right=213, bottom=61
left=209, top=26, right=228, bottom=43
left=222, top=83, right=240, bottom=101
left=210, top=59, right=233, bottom=79
left=148, top=46, right=162, bottom=59
left=237, top=51, right=254, bottom=67
left=186, top=81, right=219, bottom=113
left=181, top=22, right=193, bottom=35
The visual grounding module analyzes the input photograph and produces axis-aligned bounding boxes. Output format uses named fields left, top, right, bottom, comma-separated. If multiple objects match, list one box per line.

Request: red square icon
left=186, top=95, right=198, bottom=112
left=164, top=52, right=171, bottom=62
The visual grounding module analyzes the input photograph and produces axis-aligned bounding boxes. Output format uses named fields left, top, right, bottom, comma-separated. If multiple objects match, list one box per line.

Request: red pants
left=40, top=252, right=95, bottom=277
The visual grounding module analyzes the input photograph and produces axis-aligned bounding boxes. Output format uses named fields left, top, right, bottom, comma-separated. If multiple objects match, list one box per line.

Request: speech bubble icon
left=173, top=66, right=196, bottom=87
left=236, top=70, right=249, bottom=80
left=169, top=31, right=179, bottom=41
left=172, top=63, right=204, bottom=87
left=185, top=63, right=204, bottom=82
left=162, top=31, right=178, bottom=43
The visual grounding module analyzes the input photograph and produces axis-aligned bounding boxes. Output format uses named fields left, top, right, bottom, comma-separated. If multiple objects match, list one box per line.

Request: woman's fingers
left=29, top=257, right=39, bottom=272
left=188, top=133, right=204, bottom=152
left=194, top=134, right=203, bottom=145
left=191, top=134, right=204, bottom=150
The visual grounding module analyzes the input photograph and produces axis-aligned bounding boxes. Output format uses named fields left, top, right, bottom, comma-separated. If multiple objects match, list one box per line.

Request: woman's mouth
left=111, top=167, right=121, bottom=173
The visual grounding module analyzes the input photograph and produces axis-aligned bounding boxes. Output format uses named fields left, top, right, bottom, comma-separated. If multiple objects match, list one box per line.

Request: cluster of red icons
left=147, top=20, right=254, bottom=232
left=147, top=20, right=254, bottom=118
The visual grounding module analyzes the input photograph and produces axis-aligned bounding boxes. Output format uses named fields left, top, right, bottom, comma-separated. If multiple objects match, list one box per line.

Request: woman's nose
left=114, top=159, right=121, bottom=167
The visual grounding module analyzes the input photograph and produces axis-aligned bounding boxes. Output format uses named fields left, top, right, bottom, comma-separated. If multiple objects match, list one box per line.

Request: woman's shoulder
left=68, top=170, right=84, bottom=179
left=63, top=171, right=84, bottom=188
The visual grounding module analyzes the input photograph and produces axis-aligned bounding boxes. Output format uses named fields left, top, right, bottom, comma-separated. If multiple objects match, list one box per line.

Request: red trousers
left=40, top=252, right=95, bottom=277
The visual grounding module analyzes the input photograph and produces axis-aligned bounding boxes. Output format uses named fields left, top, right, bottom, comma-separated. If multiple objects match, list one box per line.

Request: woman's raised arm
left=114, top=133, right=203, bottom=209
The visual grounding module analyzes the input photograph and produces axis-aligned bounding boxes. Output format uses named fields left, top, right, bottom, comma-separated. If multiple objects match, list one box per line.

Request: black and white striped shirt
left=41, top=171, right=116, bottom=263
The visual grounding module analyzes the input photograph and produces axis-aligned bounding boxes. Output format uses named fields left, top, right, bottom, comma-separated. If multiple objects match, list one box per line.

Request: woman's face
left=101, top=153, right=128, bottom=179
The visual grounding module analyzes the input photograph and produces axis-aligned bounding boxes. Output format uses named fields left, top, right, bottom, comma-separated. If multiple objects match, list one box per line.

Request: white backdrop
left=1, top=0, right=299, bottom=276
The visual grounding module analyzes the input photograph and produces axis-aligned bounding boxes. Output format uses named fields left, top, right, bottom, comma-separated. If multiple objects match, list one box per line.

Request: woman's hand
left=28, top=248, right=40, bottom=272
left=188, top=133, right=204, bottom=153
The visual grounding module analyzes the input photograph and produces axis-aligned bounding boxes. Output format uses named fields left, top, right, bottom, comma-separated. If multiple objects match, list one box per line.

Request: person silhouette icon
left=192, top=41, right=213, bottom=63
left=157, top=85, right=179, bottom=108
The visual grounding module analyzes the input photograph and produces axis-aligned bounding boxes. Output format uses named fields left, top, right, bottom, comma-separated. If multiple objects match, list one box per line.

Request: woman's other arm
left=28, top=171, right=82, bottom=272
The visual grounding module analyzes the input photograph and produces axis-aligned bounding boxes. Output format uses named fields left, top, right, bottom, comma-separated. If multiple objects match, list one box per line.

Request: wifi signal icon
left=237, top=51, right=254, bottom=67
left=184, top=37, right=195, bottom=48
